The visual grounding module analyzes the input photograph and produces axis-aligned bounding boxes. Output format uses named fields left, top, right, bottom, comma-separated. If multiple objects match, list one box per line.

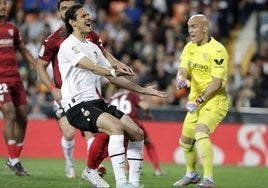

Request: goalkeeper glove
left=186, top=95, right=205, bottom=113
left=176, top=76, right=191, bottom=89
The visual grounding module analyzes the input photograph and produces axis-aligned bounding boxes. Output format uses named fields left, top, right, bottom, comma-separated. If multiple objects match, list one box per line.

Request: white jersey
left=58, top=34, right=110, bottom=110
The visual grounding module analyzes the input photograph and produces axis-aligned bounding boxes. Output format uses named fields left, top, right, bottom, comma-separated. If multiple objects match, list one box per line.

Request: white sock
left=61, top=136, right=75, bottom=167
left=87, top=137, right=94, bottom=152
left=127, top=140, right=144, bottom=186
left=9, top=157, right=19, bottom=166
left=108, top=135, right=127, bottom=186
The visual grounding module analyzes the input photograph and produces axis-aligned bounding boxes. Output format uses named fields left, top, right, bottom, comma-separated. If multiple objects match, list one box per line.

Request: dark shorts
left=65, top=99, right=124, bottom=133
left=0, top=81, right=27, bottom=107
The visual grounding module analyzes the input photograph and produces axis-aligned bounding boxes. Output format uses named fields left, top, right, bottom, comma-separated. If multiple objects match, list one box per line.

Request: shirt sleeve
left=179, top=43, right=191, bottom=71
left=13, top=25, right=23, bottom=46
left=59, top=41, right=85, bottom=67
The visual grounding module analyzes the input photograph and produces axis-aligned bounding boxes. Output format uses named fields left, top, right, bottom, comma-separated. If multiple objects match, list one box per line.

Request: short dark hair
left=64, top=4, right=83, bottom=34
left=57, top=0, right=80, bottom=10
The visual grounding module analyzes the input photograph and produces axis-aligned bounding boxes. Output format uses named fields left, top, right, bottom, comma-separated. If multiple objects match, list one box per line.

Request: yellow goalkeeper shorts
left=181, top=98, right=229, bottom=139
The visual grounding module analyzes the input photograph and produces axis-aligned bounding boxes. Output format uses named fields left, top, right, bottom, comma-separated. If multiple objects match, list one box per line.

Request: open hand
left=144, top=85, right=168, bottom=98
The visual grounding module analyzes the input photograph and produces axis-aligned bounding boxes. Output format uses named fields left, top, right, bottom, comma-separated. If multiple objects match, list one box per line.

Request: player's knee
left=137, top=127, right=144, bottom=140
left=4, top=111, right=16, bottom=123
left=64, top=133, right=75, bottom=140
left=120, top=114, right=132, bottom=124
left=195, top=131, right=209, bottom=142
left=144, top=136, right=151, bottom=144
left=111, top=124, right=123, bottom=135
left=131, top=126, right=144, bottom=141
left=179, top=139, right=194, bottom=152
left=63, top=127, right=76, bottom=140
left=129, top=126, right=144, bottom=141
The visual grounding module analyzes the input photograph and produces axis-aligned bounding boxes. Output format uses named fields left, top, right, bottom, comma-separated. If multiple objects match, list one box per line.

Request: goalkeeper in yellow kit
left=173, top=14, right=229, bottom=188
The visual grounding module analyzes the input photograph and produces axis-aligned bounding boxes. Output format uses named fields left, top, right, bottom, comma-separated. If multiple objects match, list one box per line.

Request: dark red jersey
left=38, top=27, right=105, bottom=88
left=0, top=21, right=23, bottom=82
left=110, top=90, right=142, bottom=124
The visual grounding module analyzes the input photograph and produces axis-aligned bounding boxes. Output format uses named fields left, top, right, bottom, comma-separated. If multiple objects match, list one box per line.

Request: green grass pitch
left=0, top=157, right=266, bottom=188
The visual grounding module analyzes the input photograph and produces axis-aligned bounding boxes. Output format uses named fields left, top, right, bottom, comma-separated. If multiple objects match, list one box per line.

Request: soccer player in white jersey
left=57, top=4, right=167, bottom=188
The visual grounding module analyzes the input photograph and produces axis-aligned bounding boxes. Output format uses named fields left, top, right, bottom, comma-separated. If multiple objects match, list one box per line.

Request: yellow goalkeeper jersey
left=179, top=37, right=229, bottom=101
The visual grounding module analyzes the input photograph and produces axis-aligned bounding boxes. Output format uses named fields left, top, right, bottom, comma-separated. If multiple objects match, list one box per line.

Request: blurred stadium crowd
left=4, top=0, right=268, bottom=117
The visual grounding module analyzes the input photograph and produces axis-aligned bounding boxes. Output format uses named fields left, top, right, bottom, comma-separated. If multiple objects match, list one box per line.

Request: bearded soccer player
left=36, top=0, right=134, bottom=180
left=0, top=0, right=36, bottom=176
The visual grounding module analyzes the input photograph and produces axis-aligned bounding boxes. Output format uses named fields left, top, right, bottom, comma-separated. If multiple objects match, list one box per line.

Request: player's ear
left=69, top=19, right=76, bottom=27
left=203, top=25, right=208, bottom=33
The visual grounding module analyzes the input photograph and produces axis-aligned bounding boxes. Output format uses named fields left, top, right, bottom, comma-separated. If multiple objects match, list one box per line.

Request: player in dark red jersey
left=110, top=88, right=166, bottom=176
left=36, top=0, right=134, bottom=181
left=0, top=0, right=36, bottom=176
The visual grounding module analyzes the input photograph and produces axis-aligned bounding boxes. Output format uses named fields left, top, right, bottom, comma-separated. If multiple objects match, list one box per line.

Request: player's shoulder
left=3, top=20, right=15, bottom=26
left=59, top=35, right=78, bottom=53
left=3, top=21, right=18, bottom=29
left=86, top=30, right=100, bottom=42
left=88, top=30, right=100, bottom=38
left=61, top=34, right=73, bottom=45
left=182, top=42, right=194, bottom=53
left=210, top=37, right=226, bottom=50
left=209, top=38, right=229, bottom=62
left=45, top=27, right=66, bottom=42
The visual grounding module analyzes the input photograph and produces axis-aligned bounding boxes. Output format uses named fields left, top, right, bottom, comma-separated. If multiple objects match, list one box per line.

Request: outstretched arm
left=107, top=76, right=167, bottom=98
left=77, top=56, right=130, bottom=77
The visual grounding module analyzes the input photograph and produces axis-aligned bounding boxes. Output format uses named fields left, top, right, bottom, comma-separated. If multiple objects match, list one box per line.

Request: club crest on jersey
left=8, top=29, right=14, bottom=36
left=72, top=46, right=80, bottom=54
left=203, top=53, right=208, bottom=60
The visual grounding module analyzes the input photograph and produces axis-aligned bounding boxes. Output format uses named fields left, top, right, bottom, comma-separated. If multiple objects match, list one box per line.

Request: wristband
left=195, top=95, right=205, bottom=105
left=48, top=84, right=56, bottom=92
left=110, top=69, right=117, bottom=77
